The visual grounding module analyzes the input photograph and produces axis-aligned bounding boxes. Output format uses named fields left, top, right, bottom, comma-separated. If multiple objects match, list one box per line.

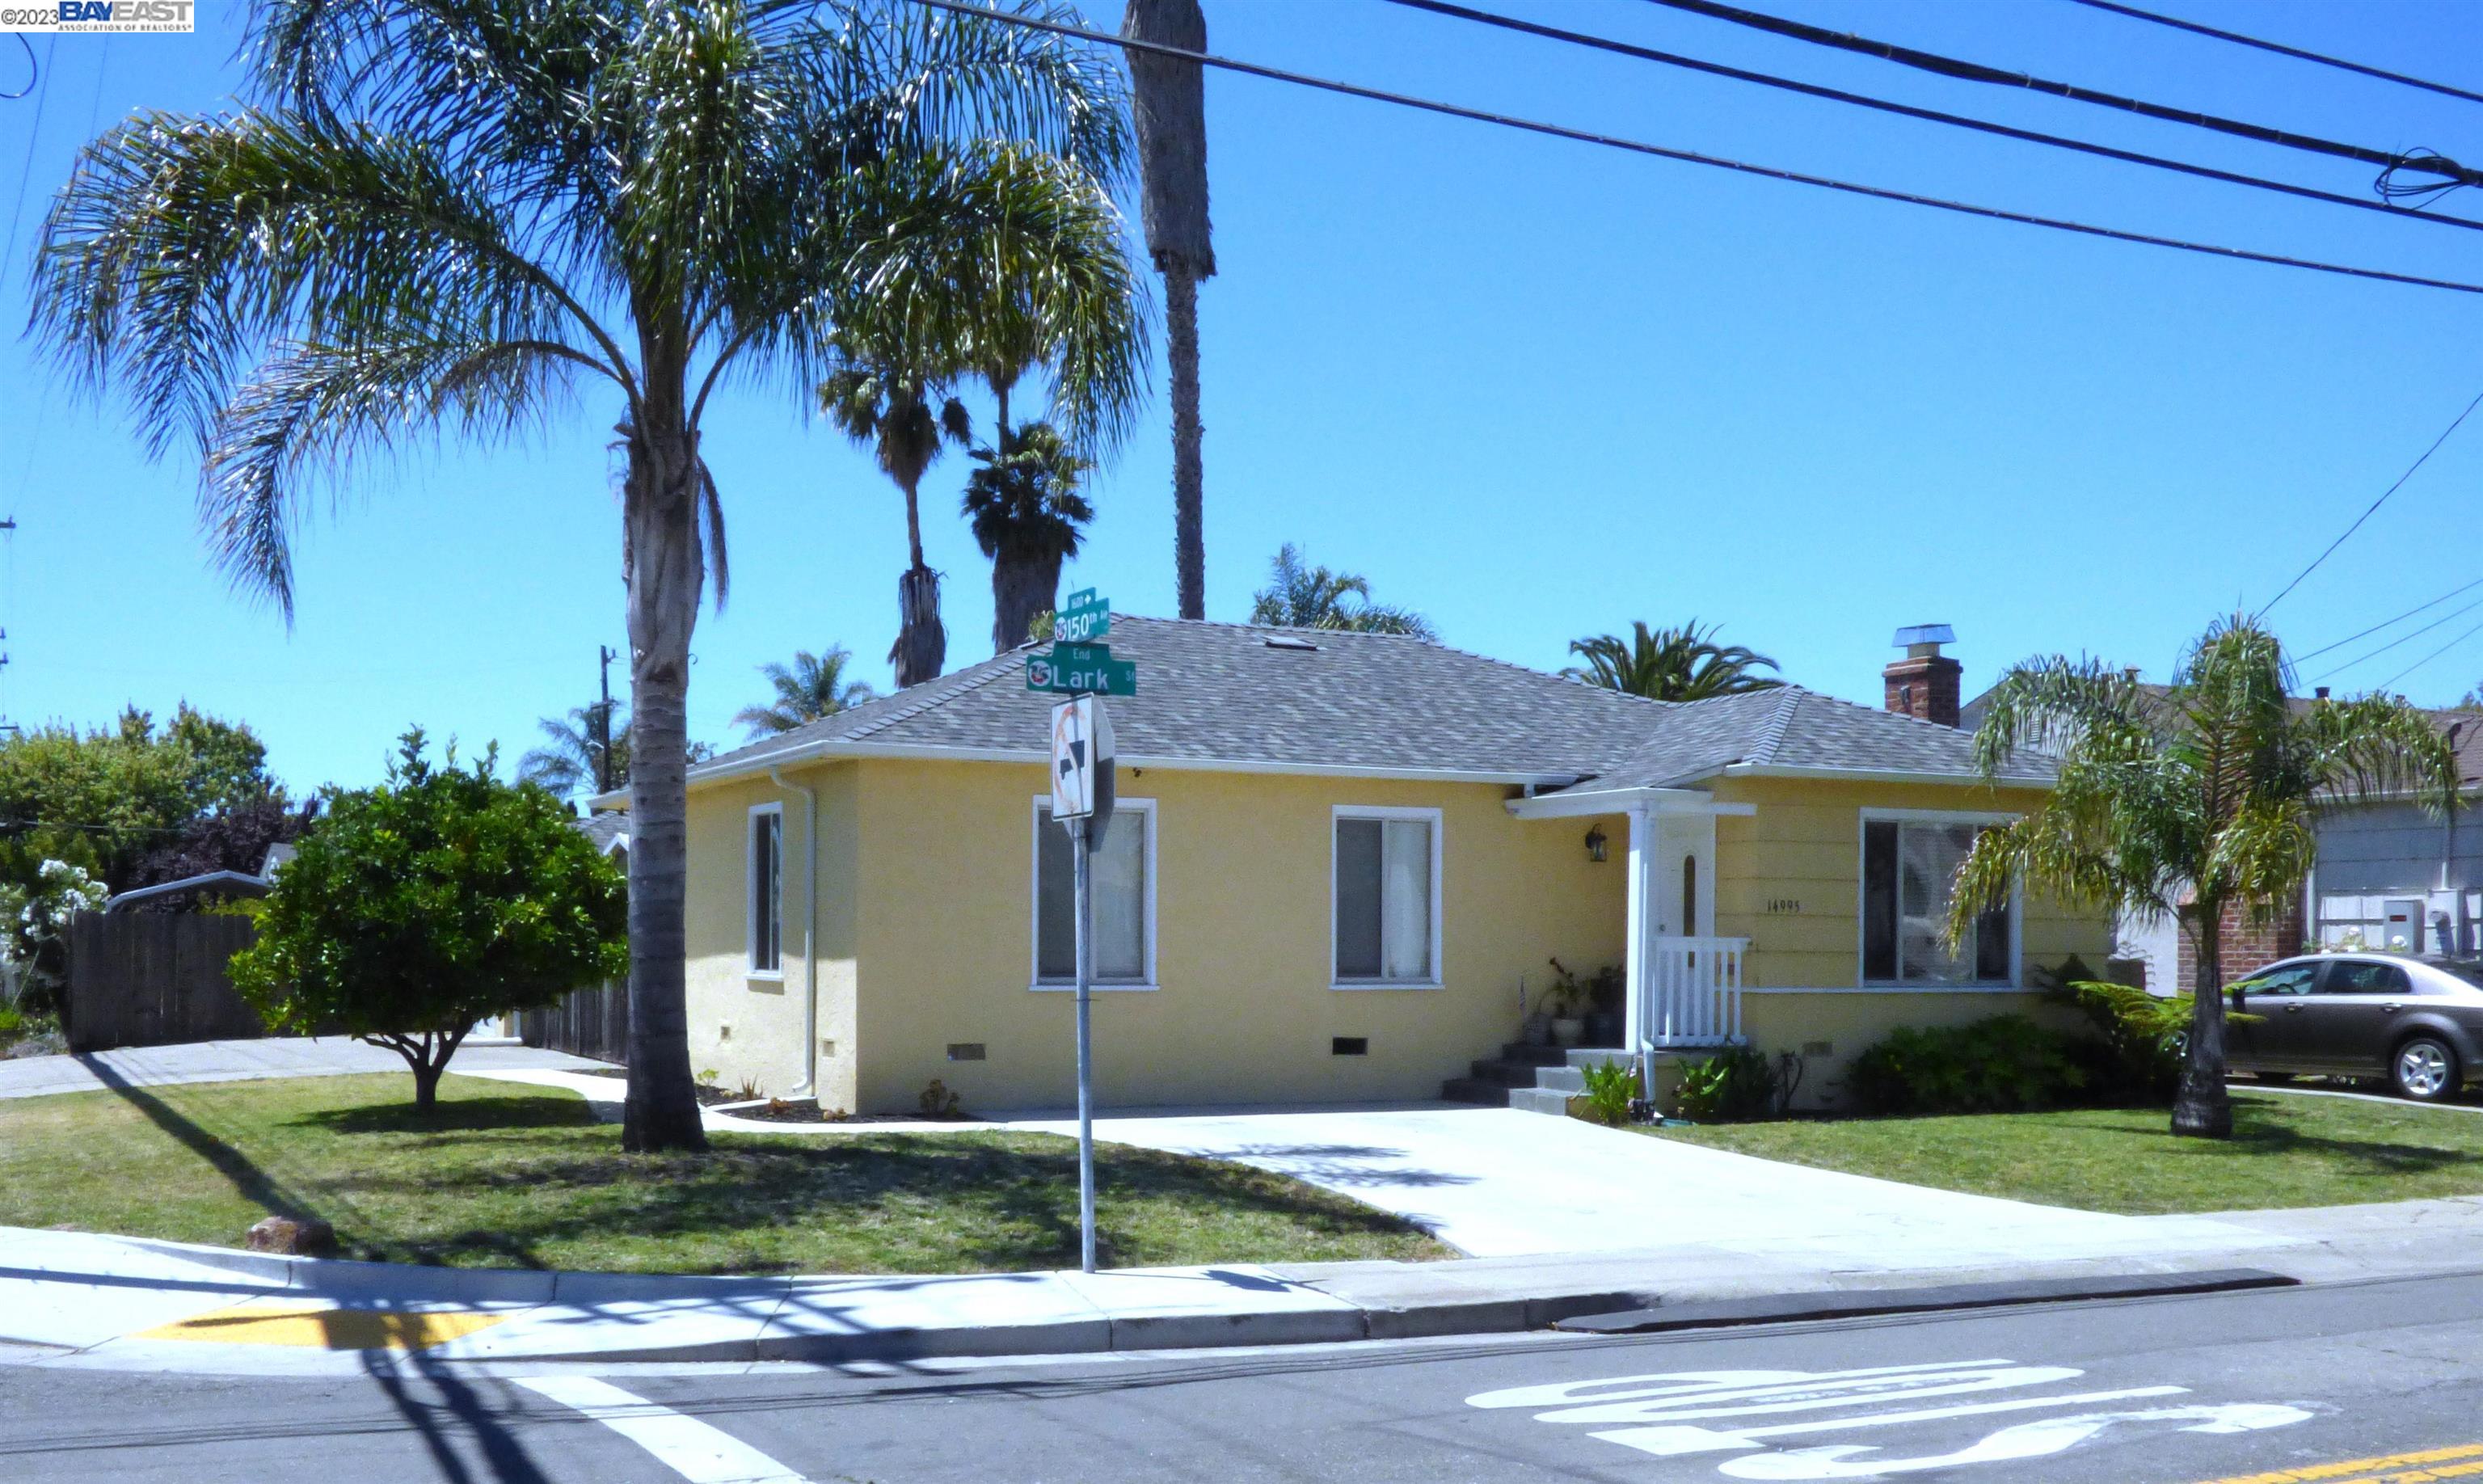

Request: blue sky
left=7, top=0, right=2483, bottom=797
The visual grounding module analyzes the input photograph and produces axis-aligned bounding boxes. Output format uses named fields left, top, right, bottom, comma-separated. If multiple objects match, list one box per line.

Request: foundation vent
left=1331, top=1037, right=1368, bottom=1056
left=946, top=1043, right=986, bottom=1062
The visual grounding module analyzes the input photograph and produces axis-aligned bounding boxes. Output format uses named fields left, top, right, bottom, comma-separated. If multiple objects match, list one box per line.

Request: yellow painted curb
left=134, top=1299, right=508, bottom=1351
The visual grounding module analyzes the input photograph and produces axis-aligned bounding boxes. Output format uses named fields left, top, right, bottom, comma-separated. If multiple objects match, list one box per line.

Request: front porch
left=1447, top=788, right=1756, bottom=1111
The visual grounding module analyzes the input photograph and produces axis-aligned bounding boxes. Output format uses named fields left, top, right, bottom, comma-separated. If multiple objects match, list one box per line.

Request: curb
left=1552, top=1269, right=2299, bottom=1335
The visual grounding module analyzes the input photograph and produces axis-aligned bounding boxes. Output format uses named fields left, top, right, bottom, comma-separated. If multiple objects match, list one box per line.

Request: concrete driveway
left=1018, top=1104, right=2277, bottom=1263
left=0, top=1038, right=603, bottom=1101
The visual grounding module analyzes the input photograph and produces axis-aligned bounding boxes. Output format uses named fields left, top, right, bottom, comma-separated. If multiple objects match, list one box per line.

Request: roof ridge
left=1749, top=685, right=1806, bottom=765
left=1120, top=613, right=1675, bottom=709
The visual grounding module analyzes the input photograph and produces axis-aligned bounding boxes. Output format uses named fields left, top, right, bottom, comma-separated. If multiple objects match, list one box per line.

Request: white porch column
left=1623, top=803, right=1651, bottom=1054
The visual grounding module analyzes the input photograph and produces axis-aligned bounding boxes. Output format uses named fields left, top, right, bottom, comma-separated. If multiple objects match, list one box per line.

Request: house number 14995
left=1766, top=898, right=1802, bottom=914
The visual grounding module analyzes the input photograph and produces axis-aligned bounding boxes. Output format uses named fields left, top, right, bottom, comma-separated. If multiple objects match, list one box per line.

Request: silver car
left=2227, top=955, right=2483, bottom=1102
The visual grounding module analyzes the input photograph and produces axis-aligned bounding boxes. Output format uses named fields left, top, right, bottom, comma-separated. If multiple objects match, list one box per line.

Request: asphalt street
left=7, top=1272, right=2483, bottom=1483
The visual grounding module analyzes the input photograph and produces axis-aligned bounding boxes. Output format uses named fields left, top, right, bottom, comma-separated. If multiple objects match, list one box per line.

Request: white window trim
left=1856, top=807, right=2023, bottom=990
left=1330, top=804, right=1445, bottom=991
left=747, top=801, right=785, bottom=980
left=1029, top=795, right=1160, bottom=993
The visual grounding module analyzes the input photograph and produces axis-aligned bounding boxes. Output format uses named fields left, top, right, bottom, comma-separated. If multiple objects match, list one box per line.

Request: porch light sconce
left=1583, top=825, right=1608, bottom=863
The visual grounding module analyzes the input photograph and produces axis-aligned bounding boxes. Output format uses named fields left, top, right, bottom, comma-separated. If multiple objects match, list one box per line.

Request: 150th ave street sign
left=1055, top=588, right=1111, bottom=645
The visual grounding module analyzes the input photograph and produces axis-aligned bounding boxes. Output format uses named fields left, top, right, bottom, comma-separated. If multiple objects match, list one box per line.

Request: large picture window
left=1034, top=800, right=1156, bottom=987
left=1861, top=816, right=2013, bottom=986
left=1334, top=808, right=1440, bottom=986
left=748, top=803, right=782, bottom=976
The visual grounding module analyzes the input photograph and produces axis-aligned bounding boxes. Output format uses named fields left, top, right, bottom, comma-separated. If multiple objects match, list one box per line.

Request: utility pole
left=594, top=643, right=618, bottom=794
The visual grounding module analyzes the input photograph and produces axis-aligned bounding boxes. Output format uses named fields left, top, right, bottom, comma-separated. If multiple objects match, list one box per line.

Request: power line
left=2312, top=591, right=2483, bottom=683
left=1384, top=0, right=2483, bottom=237
left=2, top=34, right=34, bottom=100
left=2379, top=614, right=2483, bottom=694
left=2066, top=0, right=2483, bottom=111
left=1633, top=0, right=2483, bottom=196
left=2295, top=573, right=2483, bottom=663
left=911, top=0, right=2483, bottom=297
left=2260, top=385, right=2483, bottom=616
left=3, top=34, right=53, bottom=272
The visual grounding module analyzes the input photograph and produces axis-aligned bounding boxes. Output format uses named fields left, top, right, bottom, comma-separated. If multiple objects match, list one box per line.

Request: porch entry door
left=1651, top=814, right=1717, bottom=939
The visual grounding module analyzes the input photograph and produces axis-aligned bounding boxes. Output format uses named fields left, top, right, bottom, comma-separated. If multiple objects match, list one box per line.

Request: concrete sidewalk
left=6, top=1191, right=2480, bottom=1375
left=0, top=1039, right=605, bottom=1100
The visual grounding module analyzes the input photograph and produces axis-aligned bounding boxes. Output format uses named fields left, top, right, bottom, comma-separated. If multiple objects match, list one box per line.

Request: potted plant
left=1545, top=958, right=1588, bottom=1048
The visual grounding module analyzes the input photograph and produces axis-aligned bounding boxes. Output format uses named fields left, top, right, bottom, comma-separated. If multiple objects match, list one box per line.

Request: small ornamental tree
left=230, top=731, right=626, bottom=1111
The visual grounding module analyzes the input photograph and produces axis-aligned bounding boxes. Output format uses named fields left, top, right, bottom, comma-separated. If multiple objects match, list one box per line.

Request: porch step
left=1465, top=1058, right=1545, bottom=1088
left=1496, top=1043, right=1571, bottom=1067
left=1506, top=1086, right=1576, bottom=1116
left=1440, top=1076, right=1512, bottom=1107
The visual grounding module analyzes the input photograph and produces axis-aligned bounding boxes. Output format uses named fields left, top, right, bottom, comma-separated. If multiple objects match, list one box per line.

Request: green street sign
left=1028, top=645, right=1137, bottom=697
left=1055, top=588, right=1111, bottom=645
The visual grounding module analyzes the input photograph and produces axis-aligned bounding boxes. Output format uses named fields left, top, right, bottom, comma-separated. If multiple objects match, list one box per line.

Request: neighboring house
left=2308, top=709, right=2483, bottom=959
left=611, top=618, right=2106, bottom=1115
left=99, top=843, right=297, bottom=913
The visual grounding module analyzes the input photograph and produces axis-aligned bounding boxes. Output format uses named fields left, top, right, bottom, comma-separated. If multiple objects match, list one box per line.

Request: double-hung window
left=1861, top=814, right=2013, bottom=986
left=1334, top=807, right=1441, bottom=987
left=748, top=803, right=783, bottom=976
left=1033, top=799, right=1156, bottom=988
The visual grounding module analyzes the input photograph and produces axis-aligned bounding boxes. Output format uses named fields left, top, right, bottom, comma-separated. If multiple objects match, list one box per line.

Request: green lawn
left=0, top=1073, right=1448, bottom=1274
left=1644, top=1090, right=2483, bottom=1214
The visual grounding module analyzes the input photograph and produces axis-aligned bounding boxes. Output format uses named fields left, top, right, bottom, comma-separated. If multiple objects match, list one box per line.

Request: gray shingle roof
left=691, top=617, right=2052, bottom=792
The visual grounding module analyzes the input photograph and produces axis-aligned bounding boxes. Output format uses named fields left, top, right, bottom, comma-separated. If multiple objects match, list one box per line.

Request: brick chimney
left=1884, top=624, right=1961, bottom=727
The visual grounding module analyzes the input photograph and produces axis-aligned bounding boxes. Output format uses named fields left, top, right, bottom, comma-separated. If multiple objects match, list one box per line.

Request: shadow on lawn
left=335, top=1133, right=1432, bottom=1275
left=2009, top=1101, right=2482, bottom=1179
left=293, top=1094, right=598, bottom=1137
left=74, top=1054, right=322, bottom=1224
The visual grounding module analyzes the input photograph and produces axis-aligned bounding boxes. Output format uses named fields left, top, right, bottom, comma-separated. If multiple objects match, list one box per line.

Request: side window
left=2322, top=960, right=2412, bottom=996
left=1334, top=810, right=1440, bottom=985
left=748, top=804, right=782, bottom=976
left=2235, top=963, right=2317, bottom=997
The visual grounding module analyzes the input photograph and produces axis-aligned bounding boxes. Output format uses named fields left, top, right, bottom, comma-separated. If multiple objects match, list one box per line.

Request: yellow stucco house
left=632, top=618, right=2106, bottom=1115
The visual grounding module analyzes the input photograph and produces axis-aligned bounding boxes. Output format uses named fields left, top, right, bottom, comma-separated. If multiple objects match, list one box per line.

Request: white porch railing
left=1642, top=936, right=1747, bottom=1048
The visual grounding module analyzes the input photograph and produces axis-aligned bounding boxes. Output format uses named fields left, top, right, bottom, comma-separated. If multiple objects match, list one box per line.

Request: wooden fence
left=63, top=911, right=265, bottom=1052
left=519, top=980, right=629, bottom=1065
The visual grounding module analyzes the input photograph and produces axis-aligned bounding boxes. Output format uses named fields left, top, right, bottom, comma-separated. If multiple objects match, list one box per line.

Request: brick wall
left=2174, top=899, right=2307, bottom=995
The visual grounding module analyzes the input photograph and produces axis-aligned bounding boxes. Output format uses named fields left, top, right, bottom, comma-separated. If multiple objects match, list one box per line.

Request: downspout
left=770, top=765, right=820, bottom=1098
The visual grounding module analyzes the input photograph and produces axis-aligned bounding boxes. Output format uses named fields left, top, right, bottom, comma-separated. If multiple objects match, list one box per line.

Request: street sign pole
left=1072, top=816, right=1097, bottom=1275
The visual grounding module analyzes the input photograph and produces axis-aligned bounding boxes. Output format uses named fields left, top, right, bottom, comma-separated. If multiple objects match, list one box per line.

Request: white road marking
left=1469, top=1359, right=2315, bottom=1477
left=1590, top=1385, right=2188, bottom=1457
left=515, top=1374, right=810, bottom=1484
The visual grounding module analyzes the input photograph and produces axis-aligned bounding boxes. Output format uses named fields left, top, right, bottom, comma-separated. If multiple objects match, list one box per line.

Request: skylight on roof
left=1263, top=635, right=1319, bottom=651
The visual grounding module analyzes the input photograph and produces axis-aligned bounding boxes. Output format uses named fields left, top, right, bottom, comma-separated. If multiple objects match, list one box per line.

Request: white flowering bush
left=0, top=859, right=107, bottom=1008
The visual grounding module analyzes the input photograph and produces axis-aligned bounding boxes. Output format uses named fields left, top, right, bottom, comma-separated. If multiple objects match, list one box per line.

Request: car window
left=2321, top=960, right=2412, bottom=996
left=2233, top=964, right=2318, bottom=997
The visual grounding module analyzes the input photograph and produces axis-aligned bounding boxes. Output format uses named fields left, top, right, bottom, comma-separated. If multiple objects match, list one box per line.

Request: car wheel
left=2392, top=1037, right=2460, bottom=1102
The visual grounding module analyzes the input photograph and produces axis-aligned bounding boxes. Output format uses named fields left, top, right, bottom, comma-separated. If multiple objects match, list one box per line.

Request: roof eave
left=632, top=738, right=1586, bottom=803
left=1715, top=762, right=2055, bottom=788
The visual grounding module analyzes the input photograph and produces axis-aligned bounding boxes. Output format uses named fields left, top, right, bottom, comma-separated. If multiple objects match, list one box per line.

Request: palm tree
left=951, top=144, right=1148, bottom=462
left=522, top=703, right=631, bottom=797
left=32, top=0, right=1127, bottom=1152
left=1249, top=544, right=1435, bottom=638
left=733, top=648, right=875, bottom=739
left=966, top=422, right=1095, bottom=651
left=1952, top=616, right=2456, bottom=1140
left=1565, top=622, right=1785, bottom=701
left=821, top=323, right=973, bottom=689
left=1123, top=0, right=1213, bottom=620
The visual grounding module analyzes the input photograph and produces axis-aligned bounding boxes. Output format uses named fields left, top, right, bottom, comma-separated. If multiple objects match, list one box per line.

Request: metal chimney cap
left=1891, top=624, right=1955, bottom=649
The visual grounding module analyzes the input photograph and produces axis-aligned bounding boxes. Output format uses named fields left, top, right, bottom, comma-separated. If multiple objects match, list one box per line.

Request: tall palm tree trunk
left=1166, top=264, right=1204, bottom=621
left=892, top=474, right=947, bottom=689
left=2172, top=901, right=2234, bottom=1140
left=992, top=547, right=1064, bottom=652
left=621, top=398, right=710, bottom=1154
